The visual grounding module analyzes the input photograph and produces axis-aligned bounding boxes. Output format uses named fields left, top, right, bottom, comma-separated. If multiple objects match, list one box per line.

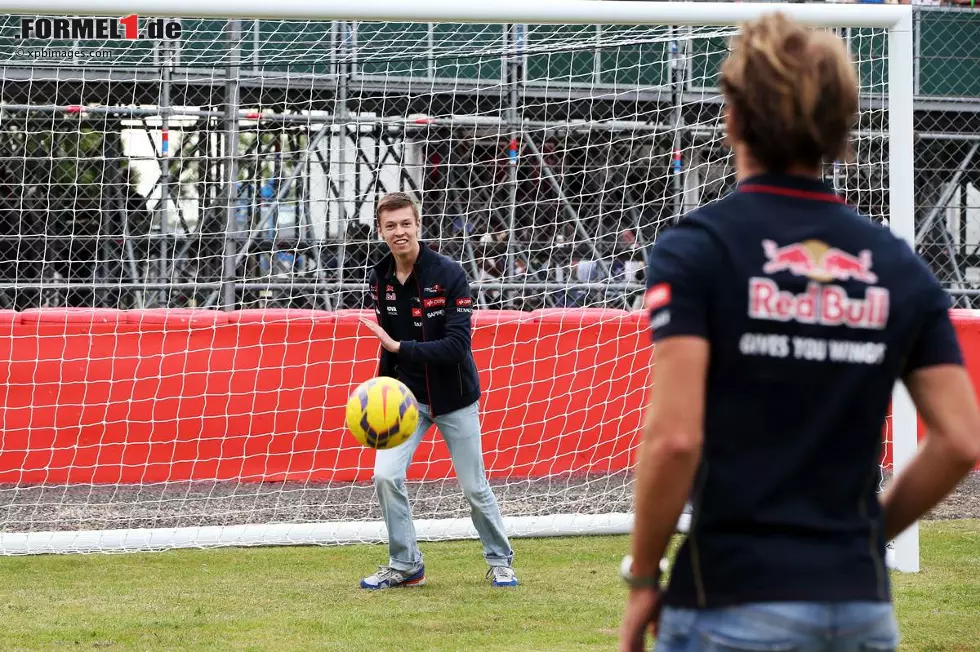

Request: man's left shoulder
left=426, top=248, right=467, bottom=279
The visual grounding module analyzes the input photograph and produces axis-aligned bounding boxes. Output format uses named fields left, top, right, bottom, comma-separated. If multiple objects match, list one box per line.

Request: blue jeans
left=656, top=602, right=899, bottom=652
left=373, top=401, right=514, bottom=571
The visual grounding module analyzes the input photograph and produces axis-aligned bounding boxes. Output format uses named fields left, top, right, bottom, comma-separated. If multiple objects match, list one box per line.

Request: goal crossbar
left=0, top=0, right=911, bottom=28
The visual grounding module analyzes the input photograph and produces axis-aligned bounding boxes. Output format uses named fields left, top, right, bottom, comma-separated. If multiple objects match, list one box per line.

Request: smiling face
left=378, top=205, right=420, bottom=257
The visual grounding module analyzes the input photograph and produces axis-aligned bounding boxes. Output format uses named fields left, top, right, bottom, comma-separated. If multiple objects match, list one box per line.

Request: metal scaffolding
left=0, top=13, right=978, bottom=311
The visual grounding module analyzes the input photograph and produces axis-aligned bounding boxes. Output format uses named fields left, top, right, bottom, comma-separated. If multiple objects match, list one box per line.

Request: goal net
left=0, top=2, right=915, bottom=567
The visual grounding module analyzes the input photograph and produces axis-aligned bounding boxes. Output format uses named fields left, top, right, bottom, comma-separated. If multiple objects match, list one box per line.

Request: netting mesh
left=0, top=15, right=901, bottom=552
left=910, top=8, right=980, bottom=307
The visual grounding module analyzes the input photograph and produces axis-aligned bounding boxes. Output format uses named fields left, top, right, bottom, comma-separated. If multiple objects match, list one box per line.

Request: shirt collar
left=385, top=243, right=426, bottom=280
left=385, top=258, right=400, bottom=281
left=737, top=172, right=845, bottom=204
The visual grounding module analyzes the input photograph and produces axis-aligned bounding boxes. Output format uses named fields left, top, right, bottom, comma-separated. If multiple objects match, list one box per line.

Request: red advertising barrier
left=0, top=308, right=977, bottom=485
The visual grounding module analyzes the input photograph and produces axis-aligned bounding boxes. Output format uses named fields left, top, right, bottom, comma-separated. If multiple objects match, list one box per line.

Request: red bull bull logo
left=762, top=239, right=878, bottom=284
left=749, top=278, right=889, bottom=330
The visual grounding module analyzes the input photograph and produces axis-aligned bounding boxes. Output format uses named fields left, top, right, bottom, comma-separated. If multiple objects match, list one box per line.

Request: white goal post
left=0, top=0, right=916, bottom=572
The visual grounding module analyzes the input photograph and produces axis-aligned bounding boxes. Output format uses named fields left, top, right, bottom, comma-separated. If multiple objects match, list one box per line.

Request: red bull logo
left=762, top=239, right=878, bottom=284
left=749, top=278, right=889, bottom=330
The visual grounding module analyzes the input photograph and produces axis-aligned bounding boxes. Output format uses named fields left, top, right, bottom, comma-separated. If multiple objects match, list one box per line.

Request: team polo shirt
left=645, top=173, right=962, bottom=608
left=384, top=263, right=430, bottom=406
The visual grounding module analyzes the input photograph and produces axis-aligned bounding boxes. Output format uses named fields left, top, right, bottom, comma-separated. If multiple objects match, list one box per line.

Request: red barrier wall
left=0, top=308, right=978, bottom=485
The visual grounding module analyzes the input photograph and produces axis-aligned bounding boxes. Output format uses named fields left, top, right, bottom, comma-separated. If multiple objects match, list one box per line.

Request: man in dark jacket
left=357, top=192, right=518, bottom=590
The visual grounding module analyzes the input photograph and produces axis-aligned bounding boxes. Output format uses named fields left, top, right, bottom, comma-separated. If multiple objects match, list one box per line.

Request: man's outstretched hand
left=359, top=316, right=401, bottom=353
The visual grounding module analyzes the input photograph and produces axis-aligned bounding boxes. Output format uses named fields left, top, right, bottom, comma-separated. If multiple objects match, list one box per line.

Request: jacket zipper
left=376, top=279, right=385, bottom=375
left=413, top=274, right=436, bottom=417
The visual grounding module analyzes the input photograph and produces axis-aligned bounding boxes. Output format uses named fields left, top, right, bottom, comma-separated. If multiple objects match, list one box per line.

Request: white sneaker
left=360, top=564, right=426, bottom=590
left=486, top=566, right=519, bottom=587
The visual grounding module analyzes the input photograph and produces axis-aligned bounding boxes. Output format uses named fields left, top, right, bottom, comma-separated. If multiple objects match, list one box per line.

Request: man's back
left=623, top=14, right=980, bottom=651
left=649, top=173, right=959, bottom=608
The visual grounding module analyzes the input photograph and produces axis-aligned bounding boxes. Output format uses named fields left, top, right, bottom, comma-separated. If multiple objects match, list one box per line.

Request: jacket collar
left=374, top=241, right=434, bottom=280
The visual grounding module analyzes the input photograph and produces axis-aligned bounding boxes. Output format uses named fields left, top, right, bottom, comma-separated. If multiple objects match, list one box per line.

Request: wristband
left=620, top=554, right=664, bottom=589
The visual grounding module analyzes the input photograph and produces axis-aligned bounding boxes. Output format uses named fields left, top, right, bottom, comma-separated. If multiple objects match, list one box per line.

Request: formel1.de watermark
left=20, top=16, right=181, bottom=41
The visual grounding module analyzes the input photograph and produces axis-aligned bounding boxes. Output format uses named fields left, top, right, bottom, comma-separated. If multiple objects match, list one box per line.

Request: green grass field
left=0, top=520, right=976, bottom=651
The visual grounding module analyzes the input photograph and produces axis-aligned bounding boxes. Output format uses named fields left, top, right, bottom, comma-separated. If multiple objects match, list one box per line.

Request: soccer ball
left=345, top=377, right=420, bottom=449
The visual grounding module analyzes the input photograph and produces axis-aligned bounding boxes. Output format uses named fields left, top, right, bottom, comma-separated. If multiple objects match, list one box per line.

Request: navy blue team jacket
left=368, top=243, right=481, bottom=416
left=645, top=173, right=962, bottom=608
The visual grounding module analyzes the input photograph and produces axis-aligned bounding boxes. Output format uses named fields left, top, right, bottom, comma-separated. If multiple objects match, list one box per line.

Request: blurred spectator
left=477, top=256, right=504, bottom=309
left=341, top=222, right=376, bottom=309
left=628, top=262, right=646, bottom=312
left=620, top=229, right=638, bottom=249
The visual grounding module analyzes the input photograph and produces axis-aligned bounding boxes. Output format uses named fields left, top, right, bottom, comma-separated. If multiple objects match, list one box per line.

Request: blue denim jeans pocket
left=655, top=603, right=899, bottom=652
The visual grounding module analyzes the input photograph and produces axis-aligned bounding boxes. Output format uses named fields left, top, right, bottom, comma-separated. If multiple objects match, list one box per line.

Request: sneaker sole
left=360, top=576, right=427, bottom=590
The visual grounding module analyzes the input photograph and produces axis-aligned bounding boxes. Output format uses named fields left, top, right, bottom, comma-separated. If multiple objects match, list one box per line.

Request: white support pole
left=0, top=515, right=632, bottom=555
left=887, top=9, right=919, bottom=574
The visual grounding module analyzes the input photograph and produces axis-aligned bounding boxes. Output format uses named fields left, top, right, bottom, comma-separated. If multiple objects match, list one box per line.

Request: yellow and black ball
left=345, top=377, right=419, bottom=450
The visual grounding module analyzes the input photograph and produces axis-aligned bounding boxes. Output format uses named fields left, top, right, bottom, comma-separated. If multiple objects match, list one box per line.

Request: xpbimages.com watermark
left=13, top=47, right=116, bottom=60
